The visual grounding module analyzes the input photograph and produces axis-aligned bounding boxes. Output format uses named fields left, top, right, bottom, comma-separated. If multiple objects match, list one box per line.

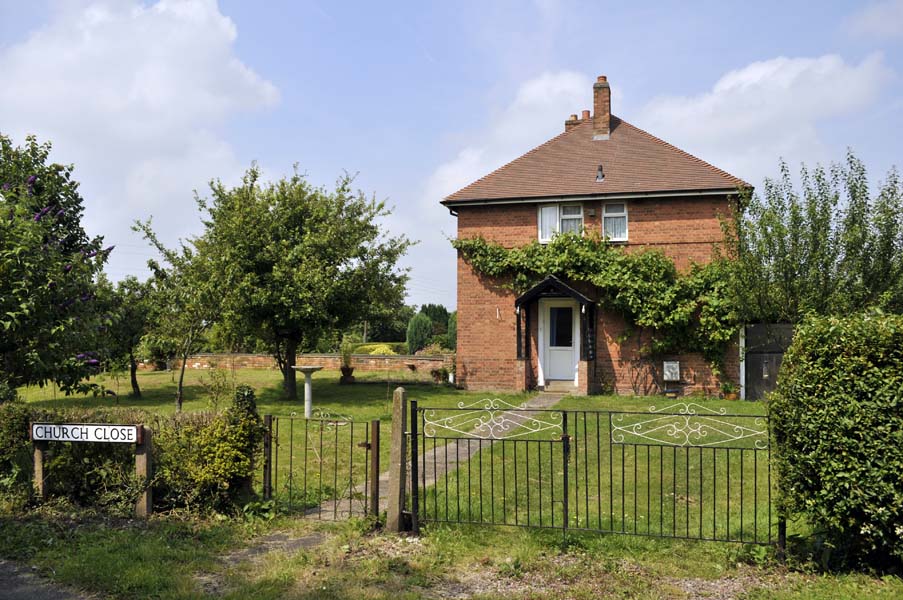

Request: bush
left=770, top=312, right=903, bottom=569
left=0, top=387, right=265, bottom=514
left=0, top=380, right=16, bottom=404
left=406, top=313, right=433, bottom=355
left=353, top=342, right=406, bottom=355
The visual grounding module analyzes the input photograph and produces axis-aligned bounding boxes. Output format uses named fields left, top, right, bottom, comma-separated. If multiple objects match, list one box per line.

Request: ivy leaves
left=452, top=233, right=737, bottom=366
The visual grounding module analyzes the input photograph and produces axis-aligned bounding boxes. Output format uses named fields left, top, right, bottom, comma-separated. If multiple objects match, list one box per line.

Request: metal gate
left=263, top=413, right=380, bottom=519
left=410, top=399, right=782, bottom=546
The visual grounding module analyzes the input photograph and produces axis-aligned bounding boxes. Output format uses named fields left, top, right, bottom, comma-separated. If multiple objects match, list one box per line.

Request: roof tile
left=443, top=117, right=748, bottom=203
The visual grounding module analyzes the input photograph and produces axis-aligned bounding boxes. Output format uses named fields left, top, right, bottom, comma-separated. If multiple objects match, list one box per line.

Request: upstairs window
left=538, top=204, right=583, bottom=243
left=603, top=203, right=628, bottom=241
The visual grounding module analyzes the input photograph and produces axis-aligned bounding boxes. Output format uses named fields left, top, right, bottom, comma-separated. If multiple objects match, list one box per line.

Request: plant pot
left=724, top=392, right=739, bottom=400
left=340, top=366, right=355, bottom=384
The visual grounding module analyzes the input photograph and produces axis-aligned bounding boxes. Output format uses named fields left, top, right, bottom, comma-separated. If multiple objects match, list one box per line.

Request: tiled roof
left=442, top=117, right=749, bottom=204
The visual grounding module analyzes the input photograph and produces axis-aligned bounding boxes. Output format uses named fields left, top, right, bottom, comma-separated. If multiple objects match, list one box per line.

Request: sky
left=1, top=0, right=901, bottom=309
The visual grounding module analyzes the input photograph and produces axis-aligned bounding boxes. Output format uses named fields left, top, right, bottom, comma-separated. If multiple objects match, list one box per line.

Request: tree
left=133, top=219, right=219, bottom=410
left=406, top=313, right=433, bottom=355
left=446, top=311, right=457, bottom=351
left=0, top=134, right=110, bottom=391
left=105, top=276, right=152, bottom=397
left=724, top=152, right=903, bottom=323
left=366, top=304, right=416, bottom=342
left=198, top=166, right=411, bottom=400
left=419, top=303, right=449, bottom=338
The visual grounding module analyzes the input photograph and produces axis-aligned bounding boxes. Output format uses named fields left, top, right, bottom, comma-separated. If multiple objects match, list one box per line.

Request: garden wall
left=156, top=353, right=454, bottom=373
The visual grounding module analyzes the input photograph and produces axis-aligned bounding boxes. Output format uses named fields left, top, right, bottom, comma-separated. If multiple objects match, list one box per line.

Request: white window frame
left=602, top=202, right=628, bottom=242
left=537, top=203, right=583, bottom=243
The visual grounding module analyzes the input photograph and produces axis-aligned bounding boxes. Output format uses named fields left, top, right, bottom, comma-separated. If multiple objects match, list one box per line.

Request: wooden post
left=386, top=387, right=408, bottom=532
left=135, top=426, right=153, bottom=518
left=33, top=440, right=48, bottom=501
left=369, top=419, right=380, bottom=517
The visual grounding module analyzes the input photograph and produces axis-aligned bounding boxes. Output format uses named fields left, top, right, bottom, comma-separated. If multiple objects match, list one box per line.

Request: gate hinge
left=357, top=442, right=372, bottom=450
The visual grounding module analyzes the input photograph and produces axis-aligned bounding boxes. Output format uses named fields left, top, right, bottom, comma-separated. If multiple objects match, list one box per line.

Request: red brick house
left=443, top=75, right=748, bottom=396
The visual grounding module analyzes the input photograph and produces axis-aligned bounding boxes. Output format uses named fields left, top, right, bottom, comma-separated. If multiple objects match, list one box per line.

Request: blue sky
left=1, top=0, right=901, bottom=308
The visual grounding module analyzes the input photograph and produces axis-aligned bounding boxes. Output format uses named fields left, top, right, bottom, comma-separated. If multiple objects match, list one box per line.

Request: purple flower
left=48, top=281, right=56, bottom=289
left=76, top=353, right=87, bottom=360
left=103, top=245, right=115, bottom=253
left=55, top=209, right=64, bottom=218
left=64, top=264, right=72, bottom=273
left=33, top=206, right=51, bottom=222
left=1, top=183, right=9, bottom=190
left=85, top=359, right=100, bottom=366
left=27, top=175, right=36, bottom=185
left=84, top=250, right=98, bottom=259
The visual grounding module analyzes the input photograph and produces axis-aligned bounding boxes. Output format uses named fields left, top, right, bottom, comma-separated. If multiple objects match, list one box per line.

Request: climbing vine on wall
left=451, top=233, right=738, bottom=371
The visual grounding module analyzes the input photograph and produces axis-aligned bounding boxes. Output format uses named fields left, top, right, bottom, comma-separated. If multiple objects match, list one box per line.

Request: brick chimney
left=593, top=75, right=611, bottom=140
left=564, top=113, right=580, bottom=132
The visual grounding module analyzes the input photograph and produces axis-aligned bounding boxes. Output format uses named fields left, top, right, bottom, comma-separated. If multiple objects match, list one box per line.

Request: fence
left=263, top=412, right=379, bottom=519
left=261, top=389, right=785, bottom=550
left=408, top=398, right=782, bottom=546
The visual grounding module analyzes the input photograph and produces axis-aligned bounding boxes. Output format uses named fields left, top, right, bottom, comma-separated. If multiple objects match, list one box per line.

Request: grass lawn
left=420, top=394, right=777, bottom=545
left=2, top=511, right=901, bottom=600
left=7, top=372, right=901, bottom=598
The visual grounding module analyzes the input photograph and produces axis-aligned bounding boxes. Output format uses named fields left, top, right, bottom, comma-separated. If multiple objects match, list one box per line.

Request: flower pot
left=340, top=366, right=355, bottom=384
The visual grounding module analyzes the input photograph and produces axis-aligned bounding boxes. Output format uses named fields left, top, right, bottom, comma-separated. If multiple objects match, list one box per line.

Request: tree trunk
left=282, top=338, right=297, bottom=401
left=129, top=349, right=141, bottom=398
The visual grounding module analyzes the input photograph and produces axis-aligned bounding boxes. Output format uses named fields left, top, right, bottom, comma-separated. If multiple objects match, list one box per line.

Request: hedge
left=770, top=312, right=903, bottom=569
left=0, top=386, right=264, bottom=514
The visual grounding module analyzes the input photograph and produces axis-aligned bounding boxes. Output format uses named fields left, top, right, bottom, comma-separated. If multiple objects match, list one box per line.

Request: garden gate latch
left=356, top=441, right=371, bottom=450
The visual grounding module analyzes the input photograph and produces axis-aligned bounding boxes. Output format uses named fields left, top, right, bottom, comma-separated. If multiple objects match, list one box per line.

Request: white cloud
left=848, top=0, right=903, bottom=39
left=402, top=71, right=590, bottom=307
left=0, top=0, right=278, bottom=279
left=635, top=54, right=891, bottom=186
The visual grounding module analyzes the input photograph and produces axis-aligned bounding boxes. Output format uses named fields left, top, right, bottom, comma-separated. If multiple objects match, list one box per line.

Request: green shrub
left=770, top=312, right=903, bottom=569
left=353, top=342, right=406, bottom=355
left=0, top=388, right=265, bottom=514
left=153, top=386, right=263, bottom=511
left=406, top=313, right=433, bottom=355
left=0, top=380, right=17, bottom=404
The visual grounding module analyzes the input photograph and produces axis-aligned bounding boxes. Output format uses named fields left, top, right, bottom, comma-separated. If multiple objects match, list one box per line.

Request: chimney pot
left=582, top=109, right=591, bottom=120
left=593, top=75, right=611, bottom=140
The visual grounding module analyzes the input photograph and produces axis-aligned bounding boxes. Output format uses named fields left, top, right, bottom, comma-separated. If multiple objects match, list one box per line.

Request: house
left=443, top=75, right=748, bottom=396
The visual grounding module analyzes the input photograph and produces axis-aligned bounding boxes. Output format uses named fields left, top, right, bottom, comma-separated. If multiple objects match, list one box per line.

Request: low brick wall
left=156, top=352, right=454, bottom=373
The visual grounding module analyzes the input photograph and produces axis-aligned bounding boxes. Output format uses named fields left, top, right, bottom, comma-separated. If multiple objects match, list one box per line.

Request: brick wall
left=454, top=197, right=740, bottom=395
left=156, top=353, right=454, bottom=373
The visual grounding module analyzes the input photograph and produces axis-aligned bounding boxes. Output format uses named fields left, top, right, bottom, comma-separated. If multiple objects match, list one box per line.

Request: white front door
left=539, top=299, right=579, bottom=383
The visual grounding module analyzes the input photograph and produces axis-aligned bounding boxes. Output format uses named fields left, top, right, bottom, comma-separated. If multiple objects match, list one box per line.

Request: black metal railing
left=263, top=413, right=379, bottom=519
left=410, top=399, right=780, bottom=546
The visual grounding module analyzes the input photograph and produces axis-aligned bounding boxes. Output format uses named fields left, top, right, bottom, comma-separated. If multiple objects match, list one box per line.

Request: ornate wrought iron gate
left=410, top=399, right=780, bottom=545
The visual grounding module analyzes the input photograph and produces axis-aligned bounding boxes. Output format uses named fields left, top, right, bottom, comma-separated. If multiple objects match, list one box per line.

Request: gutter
left=441, top=187, right=746, bottom=211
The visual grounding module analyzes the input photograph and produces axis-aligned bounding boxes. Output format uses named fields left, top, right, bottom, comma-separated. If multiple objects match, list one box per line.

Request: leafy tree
left=419, top=303, right=449, bottom=336
left=446, top=311, right=457, bottom=351
left=406, top=313, right=433, bottom=355
left=197, top=166, right=411, bottom=400
left=724, top=152, right=903, bottom=323
left=0, top=134, right=109, bottom=392
left=105, top=276, right=151, bottom=397
left=133, top=219, right=219, bottom=411
left=366, top=304, right=416, bottom=342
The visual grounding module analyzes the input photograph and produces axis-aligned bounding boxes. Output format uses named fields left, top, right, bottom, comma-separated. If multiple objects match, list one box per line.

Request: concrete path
left=0, top=559, right=90, bottom=600
left=307, top=392, right=564, bottom=520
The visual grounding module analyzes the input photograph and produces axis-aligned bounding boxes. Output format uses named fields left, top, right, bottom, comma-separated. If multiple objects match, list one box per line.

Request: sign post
left=30, top=423, right=153, bottom=518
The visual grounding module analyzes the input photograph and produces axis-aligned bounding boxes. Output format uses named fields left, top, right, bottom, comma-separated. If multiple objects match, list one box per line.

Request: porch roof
left=514, top=275, right=594, bottom=308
